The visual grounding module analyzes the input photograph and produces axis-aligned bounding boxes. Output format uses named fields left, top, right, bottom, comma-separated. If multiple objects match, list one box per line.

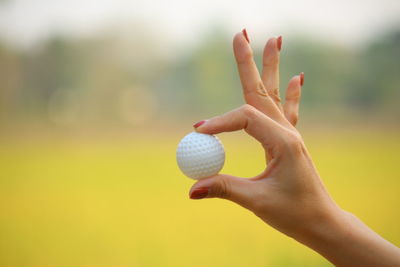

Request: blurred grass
left=0, top=130, right=399, bottom=267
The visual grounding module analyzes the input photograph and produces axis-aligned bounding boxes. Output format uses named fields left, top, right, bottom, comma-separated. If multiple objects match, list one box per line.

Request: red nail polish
left=300, top=72, right=304, bottom=86
left=190, top=188, right=209, bottom=199
left=277, top=36, right=282, bottom=51
left=242, top=28, right=250, bottom=43
left=193, top=120, right=206, bottom=128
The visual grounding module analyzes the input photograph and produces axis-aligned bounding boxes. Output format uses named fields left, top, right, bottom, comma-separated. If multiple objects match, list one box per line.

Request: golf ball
left=176, top=132, right=225, bottom=180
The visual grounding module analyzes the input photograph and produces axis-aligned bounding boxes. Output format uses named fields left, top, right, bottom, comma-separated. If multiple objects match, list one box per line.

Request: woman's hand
left=190, top=29, right=334, bottom=239
left=188, top=30, right=400, bottom=266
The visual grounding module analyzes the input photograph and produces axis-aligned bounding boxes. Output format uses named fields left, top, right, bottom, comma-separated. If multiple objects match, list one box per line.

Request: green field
left=1, top=130, right=399, bottom=267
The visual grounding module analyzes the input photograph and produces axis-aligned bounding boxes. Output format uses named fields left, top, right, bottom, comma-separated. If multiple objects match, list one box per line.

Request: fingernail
left=193, top=120, right=206, bottom=128
left=277, top=36, right=282, bottom=51
left=190, top=188, right=209, bottom=199
left=300, top=72, right=304, bottom=86
left=242, top=28, right=250, bottom=43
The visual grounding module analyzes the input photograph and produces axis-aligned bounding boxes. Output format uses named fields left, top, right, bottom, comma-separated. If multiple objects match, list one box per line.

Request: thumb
left=189, top=174, right=261, bottom=210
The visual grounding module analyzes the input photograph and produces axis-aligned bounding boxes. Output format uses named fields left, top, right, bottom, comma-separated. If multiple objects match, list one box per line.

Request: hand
left=189, top=30, right=400, bottom=266
left=190, top=30, right=333, bottom=239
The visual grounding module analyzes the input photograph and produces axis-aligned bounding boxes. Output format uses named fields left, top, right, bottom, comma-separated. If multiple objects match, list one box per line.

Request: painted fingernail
left=277, top=36, right=282, bottom=51
left=242, top=28, right=250, bottom=43
left=300, top=72, right=305, bottom=86
left=193, top=120, right=206, bottom=128
left=190, top=188, right=209, bottom=199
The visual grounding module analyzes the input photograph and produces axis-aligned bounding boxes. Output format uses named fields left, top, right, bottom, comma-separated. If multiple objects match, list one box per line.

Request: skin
left=189, top=31, right=400, bottom=266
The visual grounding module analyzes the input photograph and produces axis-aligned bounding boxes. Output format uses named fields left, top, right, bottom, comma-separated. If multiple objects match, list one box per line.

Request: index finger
left=233, top=30, right=285, bottom=124
left=195, top=104, right=286, bottom=148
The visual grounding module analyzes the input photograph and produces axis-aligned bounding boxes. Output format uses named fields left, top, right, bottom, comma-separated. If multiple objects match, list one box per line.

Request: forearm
left=297, top=208, right=400, bottom=266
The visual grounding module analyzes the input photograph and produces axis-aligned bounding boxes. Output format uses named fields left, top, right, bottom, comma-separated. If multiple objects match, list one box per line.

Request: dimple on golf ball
left=176, top=132, right=225, bottom=180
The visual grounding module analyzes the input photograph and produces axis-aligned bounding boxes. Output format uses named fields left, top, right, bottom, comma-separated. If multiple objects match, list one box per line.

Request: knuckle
left=286, top=81, right=301, bottom=100
left=244, top=49, right=254, bottom=61
left=212, top=114, right=223, bottom=123
left=271, top=87, right=280, bottom=96
left=255, top=81, right=268, bottom=97
left=292, top=92, right=301, bottom=101
left=262, top=60, right=278, bottom=69
left=286, top=91, right=300, bottom=101
left=269, top=89, right=282, bottom=103
left=281, top=131, right=304, bottom=155
left=214, top=176, right=230, bottom=199
left=241, top=104, right=258, bottom=119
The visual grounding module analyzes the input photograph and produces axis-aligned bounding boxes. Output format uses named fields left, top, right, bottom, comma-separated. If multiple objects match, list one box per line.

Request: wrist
left=295, top=206, right=400, bottom=266
left=289, top=203, right=352, bottom=264
left=292, top=202, right=347, bottom=248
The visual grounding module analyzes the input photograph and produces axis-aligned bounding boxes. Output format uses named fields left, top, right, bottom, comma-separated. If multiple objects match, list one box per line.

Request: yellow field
left=0, top=130, right=399, bottom=267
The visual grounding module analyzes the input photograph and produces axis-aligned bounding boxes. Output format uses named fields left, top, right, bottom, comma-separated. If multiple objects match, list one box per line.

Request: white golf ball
left=176, top=132, right=225, bottom=180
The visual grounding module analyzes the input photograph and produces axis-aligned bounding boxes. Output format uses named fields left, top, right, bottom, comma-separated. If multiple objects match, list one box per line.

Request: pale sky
left=0, top=0, right=400, bottom=48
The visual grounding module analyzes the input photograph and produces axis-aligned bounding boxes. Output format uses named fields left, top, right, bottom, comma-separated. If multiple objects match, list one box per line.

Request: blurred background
left=0, top=0, right=399, bottom=266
